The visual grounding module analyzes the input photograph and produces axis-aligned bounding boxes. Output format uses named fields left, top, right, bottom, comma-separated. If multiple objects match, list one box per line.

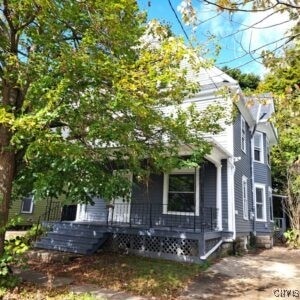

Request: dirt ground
left=179, top=246, right=300, bottom=300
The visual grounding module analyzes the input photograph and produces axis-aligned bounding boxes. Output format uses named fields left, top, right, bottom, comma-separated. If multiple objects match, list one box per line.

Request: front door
left=108, top=172, right=132, bottom=224
left=109, top=198, right=131, bottom=224
left=61, top=205, right=77, bottom=221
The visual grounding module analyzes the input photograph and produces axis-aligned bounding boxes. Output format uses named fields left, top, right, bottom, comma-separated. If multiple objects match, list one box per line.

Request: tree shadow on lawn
left=27, top=251, right=206, bottom=299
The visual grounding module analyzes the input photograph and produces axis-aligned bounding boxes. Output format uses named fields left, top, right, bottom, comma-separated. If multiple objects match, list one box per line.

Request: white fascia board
left=236, top=93, right=256, bottom=127
left=256, top=121, right=278, bottom=146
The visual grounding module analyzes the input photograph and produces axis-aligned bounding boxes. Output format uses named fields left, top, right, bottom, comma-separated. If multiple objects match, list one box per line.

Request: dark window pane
left=22, top=197, right=33, bottom=213
left=256, top=188, right=263, bottom=203
left=254, top=149, right=261, bottom=161
left=257, top=204, right=263, bottom=219
left=169, top=174, right=194, bottom=192
left=168, top=193, right=195, bottom=212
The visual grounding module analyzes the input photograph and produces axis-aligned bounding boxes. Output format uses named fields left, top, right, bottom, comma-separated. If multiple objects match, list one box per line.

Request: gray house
left=36, top=66, right=277, bottom=262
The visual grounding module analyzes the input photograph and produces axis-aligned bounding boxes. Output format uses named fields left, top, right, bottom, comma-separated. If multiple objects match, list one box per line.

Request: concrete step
left=43, top=221, right=108, bottom=232
left=35, top=242, right=94, bottom=255
left=47, top=229, right=106, bottom=238
left=43, top=233, right=102, bottom=245
left=35, top=221, right=109, bottom=255
left=36, top=238, right=97, bottom=249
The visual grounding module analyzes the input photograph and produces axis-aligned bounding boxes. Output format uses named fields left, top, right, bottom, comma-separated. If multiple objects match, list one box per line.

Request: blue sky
left=138, top=0, right=295, bottom=77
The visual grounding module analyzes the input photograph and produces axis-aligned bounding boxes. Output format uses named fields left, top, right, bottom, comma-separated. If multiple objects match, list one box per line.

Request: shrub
left=0, top=225, right=37, bottom=289
left=284, top=229, right=300, bottom=249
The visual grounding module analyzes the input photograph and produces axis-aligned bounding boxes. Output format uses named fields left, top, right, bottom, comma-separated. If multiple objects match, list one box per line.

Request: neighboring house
left=9, top=196, right=62, bottom=227
left=36, top=66, right=278, bottom=262
left=9, top=195, right=39, bottom=226
left=272, top=194, right=289, bottom=242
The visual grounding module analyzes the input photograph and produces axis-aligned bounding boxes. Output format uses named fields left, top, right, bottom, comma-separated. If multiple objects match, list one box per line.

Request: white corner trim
left=76, top=204, right=87, bottom=221
left=216, top=164, right=222, bottom=230
left=200, top=240, right=223, bottom=260
left=242, top=175, right=249, bottom=221
left=227, top=157, right=236, bottom=239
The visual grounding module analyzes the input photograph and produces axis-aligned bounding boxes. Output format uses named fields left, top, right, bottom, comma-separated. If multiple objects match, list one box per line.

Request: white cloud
left=194, top=5, right=296, bottom=75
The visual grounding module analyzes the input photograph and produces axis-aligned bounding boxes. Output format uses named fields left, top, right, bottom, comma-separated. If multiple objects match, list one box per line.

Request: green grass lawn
left=25, top=251, right=209, bottom=299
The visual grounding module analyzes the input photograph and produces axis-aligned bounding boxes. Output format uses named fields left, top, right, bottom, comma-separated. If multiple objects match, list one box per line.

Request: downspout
left=250, top=103, right=262, bottom=236
left=250, top=130, right=256, bottom=236
left=227, top=156, right=236, bottom=240
left=200, top=240, right=223, bottom=260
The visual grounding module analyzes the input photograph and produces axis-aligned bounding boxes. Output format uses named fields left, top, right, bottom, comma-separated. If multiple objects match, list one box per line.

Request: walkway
left=179, top=246, right=300, bottom=299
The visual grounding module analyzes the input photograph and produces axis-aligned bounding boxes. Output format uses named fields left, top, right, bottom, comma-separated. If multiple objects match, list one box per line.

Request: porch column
left=216, top=163, right=222, bottom=231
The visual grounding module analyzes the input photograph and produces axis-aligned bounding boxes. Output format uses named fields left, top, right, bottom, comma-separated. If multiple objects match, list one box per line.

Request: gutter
left=250, top=103, right=262, bottom=236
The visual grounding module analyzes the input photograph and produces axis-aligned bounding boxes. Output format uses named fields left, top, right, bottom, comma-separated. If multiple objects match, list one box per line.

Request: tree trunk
left=0, top=125, right=15, bottom=255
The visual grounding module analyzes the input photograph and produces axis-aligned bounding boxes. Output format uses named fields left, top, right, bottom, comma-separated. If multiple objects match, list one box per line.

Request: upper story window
left=255, top=183, right=266, bottom=221
left=254, top=132, right=264, bottom=163
left=163, top=169, right=199, bottom=215
left=242, top=176, right=248, bottom=220
left=21, top=195, right=34, bottom=214
left=241, top=116, right=246, bottom=153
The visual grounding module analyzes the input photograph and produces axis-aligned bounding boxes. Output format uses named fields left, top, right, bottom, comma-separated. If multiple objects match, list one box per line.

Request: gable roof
left=246, top=94, right=275, bottom=122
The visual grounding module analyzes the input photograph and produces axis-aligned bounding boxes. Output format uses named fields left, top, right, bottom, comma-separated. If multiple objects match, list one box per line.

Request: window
left=266, top=138, right=270, bottom=166
left=242, top=176, right=248, bottom=220
left=241, top=116, right=246, bottom=153
left=163, top=169, right=199, bottom=215
left=255, top=184, right=266, bottom=221
left=254, top=132, right=264, bottom=163
left=269, top=187, right=273, bottom=221
left=21, top=196, right=33, bottom=214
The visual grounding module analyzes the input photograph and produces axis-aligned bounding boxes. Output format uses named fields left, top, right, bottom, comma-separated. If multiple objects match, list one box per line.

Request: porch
left=35, top=201, right=224, bottom=262
left=107, top=202, right=218, bottom=233
left=62, top=202, right=218, bottom=233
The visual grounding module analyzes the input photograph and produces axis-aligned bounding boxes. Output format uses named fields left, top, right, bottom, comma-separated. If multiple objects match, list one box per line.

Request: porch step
left=35, top=222, right=109, bottom=255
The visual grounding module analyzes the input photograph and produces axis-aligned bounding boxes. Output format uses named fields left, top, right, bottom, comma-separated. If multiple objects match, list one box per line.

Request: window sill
left=254, top=160, right=265, bottom=164
left=162, top=211, right=199, bottom=216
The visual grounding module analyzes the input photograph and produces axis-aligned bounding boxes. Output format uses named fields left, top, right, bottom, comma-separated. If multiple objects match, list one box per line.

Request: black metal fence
left=108, top=202, right=218, bottom=232
left=34, top=199, right=62, bottom=240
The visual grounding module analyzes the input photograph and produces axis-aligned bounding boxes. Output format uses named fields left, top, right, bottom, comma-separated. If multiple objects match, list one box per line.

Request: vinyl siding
left=131, top=161, right=217, bottom=228
left=233, top=113, right=253, bottom=235
left=83, top=197, right=107, bottom=222
left=253, top=132, right=273, bottom=234
left=9, top=198, right=48, bottom=226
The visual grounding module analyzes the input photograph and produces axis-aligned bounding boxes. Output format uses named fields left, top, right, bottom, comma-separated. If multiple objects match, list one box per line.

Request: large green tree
left=259, top=43, right=300, bottom=245
left=0, top=1, right=226, bottom=254
left=221, top=66, right=260, bottom=92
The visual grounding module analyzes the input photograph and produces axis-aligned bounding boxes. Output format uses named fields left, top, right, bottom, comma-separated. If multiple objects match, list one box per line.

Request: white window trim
left=241, top=116, right=246, bottom=154
left=21, top=196, right=34, bottom=214
left=242, top=176, right=248, bottom=220
left=255, top=183, right=266, bottom=222
left=268, top=187, right=274, bottom=222
left=163, top=168, right=199, bottom=216
left=266, top=138, right=271, bottom=168
left=253, top=132, right=264, bottom=163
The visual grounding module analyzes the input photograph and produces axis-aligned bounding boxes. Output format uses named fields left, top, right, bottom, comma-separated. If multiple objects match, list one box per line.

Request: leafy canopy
left=0, top=1, right=227, bottom=204
left=221, top=66, right=260, bottom=92
left=258, top=42, right=300, bottom=235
